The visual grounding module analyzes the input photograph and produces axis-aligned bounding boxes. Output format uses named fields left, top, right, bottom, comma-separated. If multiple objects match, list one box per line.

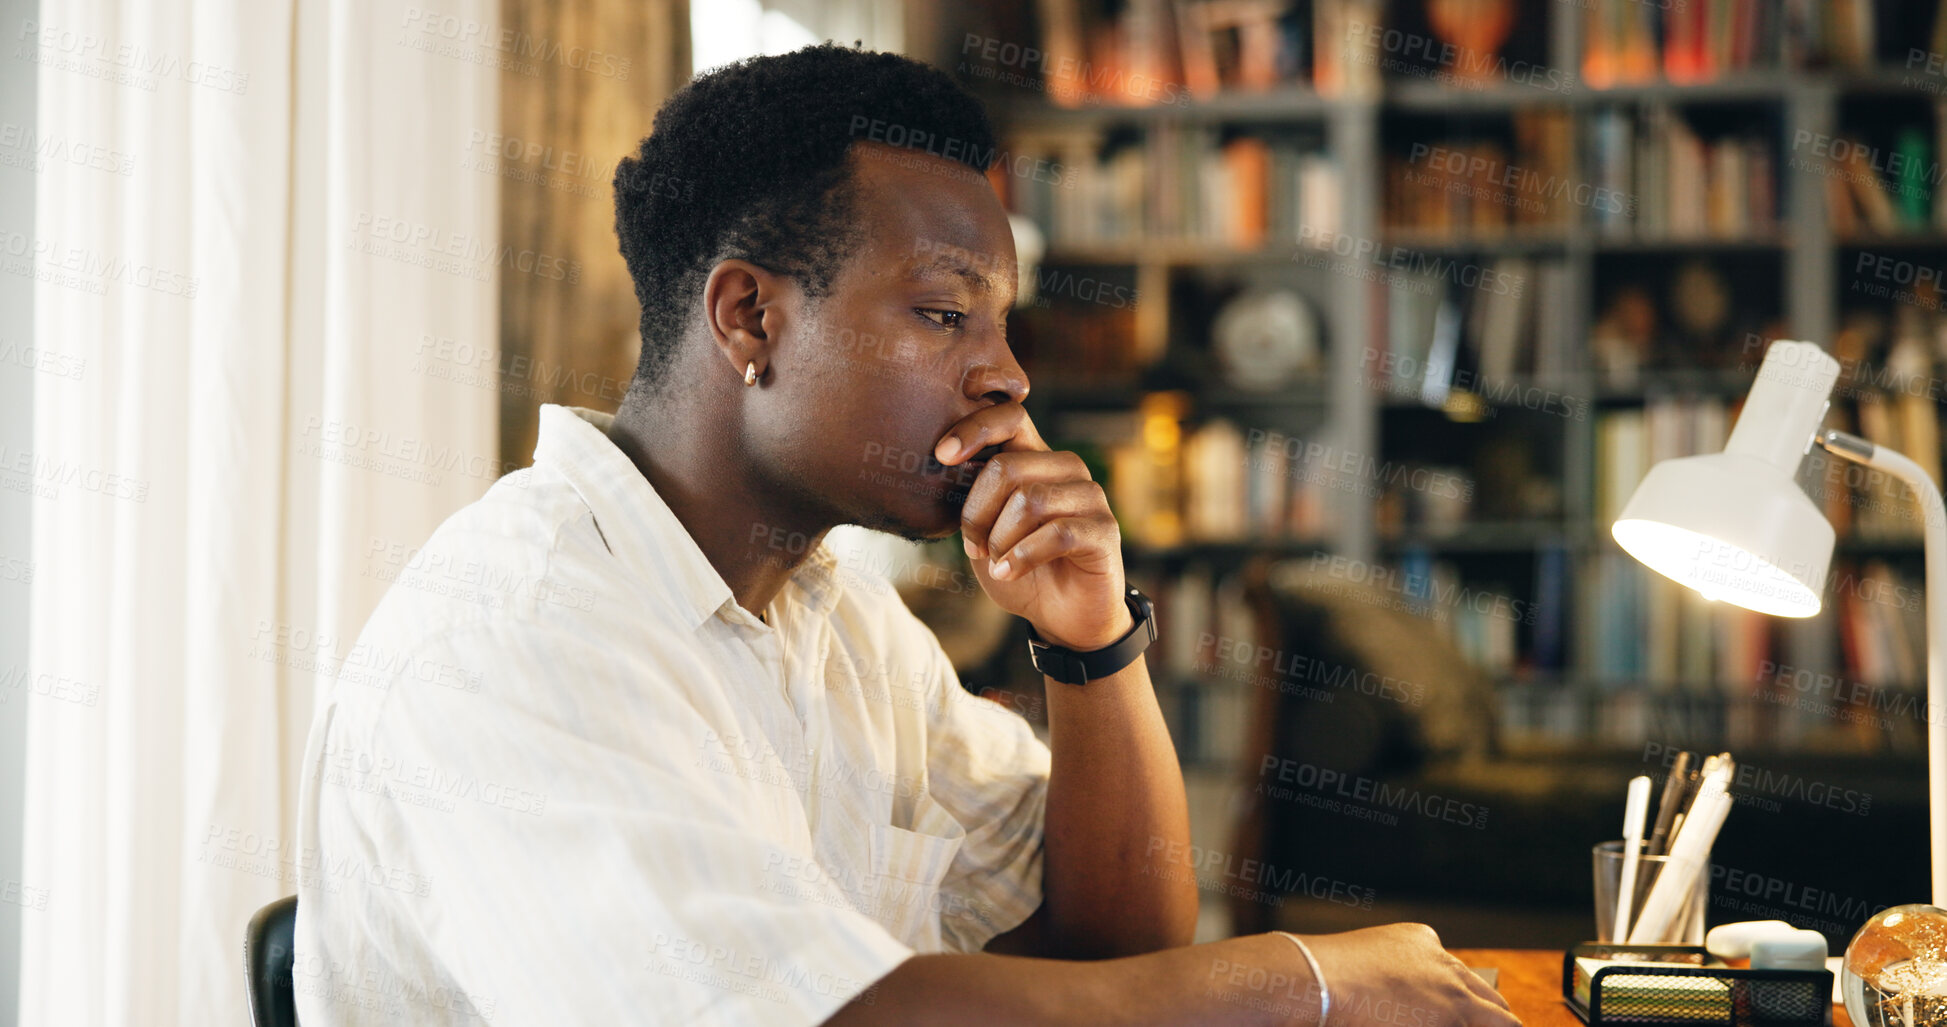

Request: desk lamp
left=1610, top=339, right=1947, bottom=1027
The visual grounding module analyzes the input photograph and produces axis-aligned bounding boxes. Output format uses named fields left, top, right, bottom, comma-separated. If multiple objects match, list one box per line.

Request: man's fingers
left=1444, top=956, right=1511, bottom=1013
left=1460, top=970, right=1514, bottom=1017
left=982, top=479, right=1109, bottom=562
left=990, top=516, right=1112, bottom=581
left=959, top=451, right=1095, bottom=557
left=934, top=402, right=1047, bottom=466
left=1470, top=1000, right=1523, bottom=1027
left=1449, top=961, right=1518, bottom=1027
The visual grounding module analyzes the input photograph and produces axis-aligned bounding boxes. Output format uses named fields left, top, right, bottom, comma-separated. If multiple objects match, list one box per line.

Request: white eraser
left=1749, top=930, right=1828, bottom=972
left=1704, top=920, right=1798, bottom=960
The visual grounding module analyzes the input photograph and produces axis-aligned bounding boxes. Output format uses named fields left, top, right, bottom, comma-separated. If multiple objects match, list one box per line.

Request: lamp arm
left=1816, top=429, right=1947, bottom=908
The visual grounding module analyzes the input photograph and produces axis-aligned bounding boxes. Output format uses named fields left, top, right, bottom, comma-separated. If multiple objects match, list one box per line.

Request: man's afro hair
left=613, top=43, right=998, bottom=393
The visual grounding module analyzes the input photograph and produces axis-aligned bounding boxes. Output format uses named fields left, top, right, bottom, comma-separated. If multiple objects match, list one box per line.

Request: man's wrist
left=1032, top=602, right=1136, bottom=654
left=1277, top=932, right=1331, bottom=1027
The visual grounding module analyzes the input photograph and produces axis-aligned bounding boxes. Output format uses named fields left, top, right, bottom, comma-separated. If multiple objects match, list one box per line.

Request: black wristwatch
left=1026, top=586, right=1157, bottom=685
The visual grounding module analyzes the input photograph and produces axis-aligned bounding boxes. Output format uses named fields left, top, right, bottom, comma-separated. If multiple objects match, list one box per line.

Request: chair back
left=244, top=895, right=298, bottom=1027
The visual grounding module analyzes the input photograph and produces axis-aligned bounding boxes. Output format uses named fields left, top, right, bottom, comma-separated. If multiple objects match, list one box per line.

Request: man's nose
left=961, top=345, right=1029, bottom=406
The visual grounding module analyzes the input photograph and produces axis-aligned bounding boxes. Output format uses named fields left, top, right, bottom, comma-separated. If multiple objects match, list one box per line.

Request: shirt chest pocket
left=864, top=797, right=965, bottom=951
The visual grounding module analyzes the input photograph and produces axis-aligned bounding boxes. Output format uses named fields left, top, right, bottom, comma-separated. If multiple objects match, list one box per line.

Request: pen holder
left=1562, top=944, right=1832, bottom=1027
left=1594, top=840, right=1709, bottom=945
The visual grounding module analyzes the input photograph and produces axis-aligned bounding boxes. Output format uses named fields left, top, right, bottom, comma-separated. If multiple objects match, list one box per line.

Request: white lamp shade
left=1610, top=341, right=1841, bottom=618
left=1612, top=452, right=1835, bottom=617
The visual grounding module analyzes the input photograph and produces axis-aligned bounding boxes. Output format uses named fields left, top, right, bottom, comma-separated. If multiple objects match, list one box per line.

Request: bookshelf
left=956, top=0, right=1947, bottom=775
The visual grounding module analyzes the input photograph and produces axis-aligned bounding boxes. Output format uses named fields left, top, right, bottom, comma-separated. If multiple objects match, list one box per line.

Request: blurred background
left=5, top=0, right=1945, bottom=1023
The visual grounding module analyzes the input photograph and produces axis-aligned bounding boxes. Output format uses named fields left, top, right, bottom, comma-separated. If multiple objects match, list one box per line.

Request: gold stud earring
left=744, top=361, right=758, bottom=386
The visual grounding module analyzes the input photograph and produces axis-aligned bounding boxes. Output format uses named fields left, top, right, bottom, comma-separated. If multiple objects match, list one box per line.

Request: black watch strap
left=1026, top=586, right=1157, bottom=685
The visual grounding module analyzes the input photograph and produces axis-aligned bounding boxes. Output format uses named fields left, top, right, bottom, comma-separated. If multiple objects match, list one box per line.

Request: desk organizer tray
left=1562, top=944, right=1831, bottom=1027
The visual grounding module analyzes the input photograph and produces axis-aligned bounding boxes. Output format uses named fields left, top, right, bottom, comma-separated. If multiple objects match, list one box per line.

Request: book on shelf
left=1000, top=124, right=1340, bottom=250
left=1596, top=397, right=1729, bottom=524
left=1800, top=315, right=1944, bottom=540
left=1831, top=137, right=1902, bottom=236
left=1587, top=105, right=1776, bottom=239
left=1030, top=0, right=1177, bottom=106
left=1577, top=551, right=1772, bottom=689
left=1057, top=394, right=1327, bottom=550
left=1594, top=408, right=1644, bottom=527
left=1310, top=0, right=1383, bottom=97
left=1812, top=398, right=1943, bottom=541
left=1094, top=409, right=1483, bottom=550
left=1143, top=563, right=1261, bottom=765
left=1831, top=559, right=1926, bottom=689
left=1179, top=417, right=1338, bottom=543
left=1032, top=0, right=1086, bottom=107
left=1023, top=0, right=1380, bottom=106
left=1371, top=258, right=1573, bottom=398
left=1532, top=541, right=1569, bottom=673
left=1820, top=105, right=1947, bottom=236
left=1370, top=462, right=1476, bottom=539
left=1584, top=0, right=1947, bottom=86
left=1402, top=551, right=1523, bottom=680
left=1173, top=0, right=1294, bottom=96
left=1383, top=109, right=1576, bottom=238
left=1012, top=299, right=1141, bottom=382
left=1579, top=0, right=1913, bottom=86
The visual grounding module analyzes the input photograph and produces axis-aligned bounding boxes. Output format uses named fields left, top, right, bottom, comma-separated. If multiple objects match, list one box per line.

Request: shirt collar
left=531, top=404, right=843, bottom=630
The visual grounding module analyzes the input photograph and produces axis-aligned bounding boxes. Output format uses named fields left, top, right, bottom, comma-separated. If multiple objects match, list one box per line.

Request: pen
left=1646, top=751, right=1692, bottom=856
left=1666, top=766, right=1700, bottom=848
left=1670, top=759, right=1712, bottom=843
left=1628, top=779, right=1733, bottom=944
left=1612, top=775, right=1652, bottom=943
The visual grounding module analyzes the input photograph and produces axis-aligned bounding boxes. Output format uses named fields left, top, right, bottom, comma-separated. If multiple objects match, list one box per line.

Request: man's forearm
left=1034, top=641, right=1198, bottom=958
left=939, top=418, right=1199, bottom=957
left=825, top=933, right=1319, bottom=1027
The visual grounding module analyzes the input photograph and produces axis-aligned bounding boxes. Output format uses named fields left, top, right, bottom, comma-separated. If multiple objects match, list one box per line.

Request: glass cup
left=1592, top=840, right=1709, bottom=945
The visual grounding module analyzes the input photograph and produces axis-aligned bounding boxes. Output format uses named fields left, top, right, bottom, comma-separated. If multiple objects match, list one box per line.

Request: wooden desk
left=1449, top=950, right=1851, bottom=1027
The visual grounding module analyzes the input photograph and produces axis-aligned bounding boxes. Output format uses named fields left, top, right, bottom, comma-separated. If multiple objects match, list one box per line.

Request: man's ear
left=701, top=259, right=793, bottom=384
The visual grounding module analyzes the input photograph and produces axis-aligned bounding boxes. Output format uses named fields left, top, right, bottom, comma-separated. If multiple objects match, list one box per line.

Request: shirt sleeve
left=913, top=625, right=1052, bottom=953
left=321, top=620, right=915, bottom=1027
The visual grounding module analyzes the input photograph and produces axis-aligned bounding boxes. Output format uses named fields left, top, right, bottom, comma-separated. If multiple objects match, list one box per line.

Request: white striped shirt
left=294, top=403, right=1050, bottom=1026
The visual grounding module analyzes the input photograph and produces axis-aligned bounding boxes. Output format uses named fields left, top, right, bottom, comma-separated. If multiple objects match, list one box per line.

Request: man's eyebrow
left=904, top=254, right=1011, bottom=296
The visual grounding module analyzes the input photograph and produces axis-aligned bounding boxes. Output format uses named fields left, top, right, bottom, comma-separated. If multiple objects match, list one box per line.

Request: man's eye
left=917, top=308, right=965, bottom=329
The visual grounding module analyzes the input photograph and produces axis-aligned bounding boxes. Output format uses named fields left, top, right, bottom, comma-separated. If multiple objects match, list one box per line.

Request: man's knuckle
left=1002, top=490, right=1030, bottom=520
left=1399, top=922, right=1440, bottom=945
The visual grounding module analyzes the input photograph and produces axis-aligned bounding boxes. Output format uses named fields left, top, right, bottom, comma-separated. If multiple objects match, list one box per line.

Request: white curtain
left=21, top=0, right=500, bottom=1022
